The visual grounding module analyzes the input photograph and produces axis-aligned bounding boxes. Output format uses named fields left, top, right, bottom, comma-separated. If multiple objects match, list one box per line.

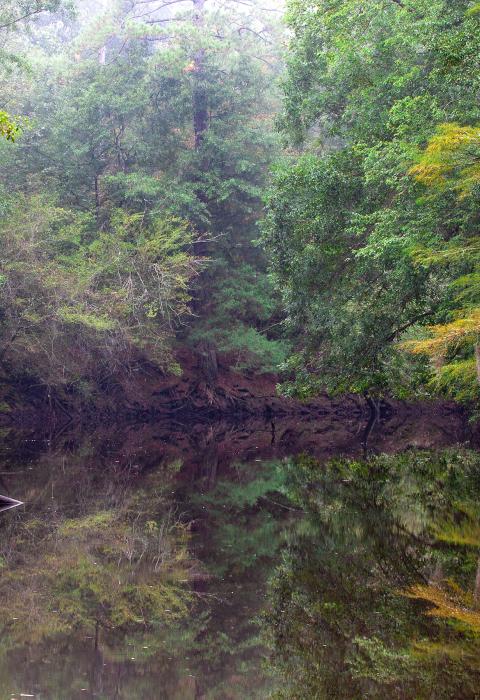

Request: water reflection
left=267, top=450, right=480, bottom=699
left=0, top=409, right=476, bottom=698
left=0, top=458, right=197, bottom=699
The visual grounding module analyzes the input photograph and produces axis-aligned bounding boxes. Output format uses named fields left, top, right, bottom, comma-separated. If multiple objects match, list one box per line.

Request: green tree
left=263, top=0, right=480, bottom=398
left=0, top=0, right=71, bottom=138
left=0, top=195, right=198, bottom=391
left=0, top=0, right=286, bottom=396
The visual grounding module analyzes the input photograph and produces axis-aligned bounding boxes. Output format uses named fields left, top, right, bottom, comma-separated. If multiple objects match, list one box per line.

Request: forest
left=4, top=2, right=480, bottom=699
left=0, top=0, right=285, bottom=418
left=1, top=0, right=480, bottom=419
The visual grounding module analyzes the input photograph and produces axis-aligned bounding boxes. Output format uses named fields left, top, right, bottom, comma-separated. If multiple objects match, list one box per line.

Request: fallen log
left=0, top=495, right=23, bottom=513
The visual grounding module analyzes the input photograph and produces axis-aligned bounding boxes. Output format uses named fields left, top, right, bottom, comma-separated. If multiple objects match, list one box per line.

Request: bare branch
left=0, top=7, right=51, bottom=31
left=223, top=0, right=283, bottom=13
left=235, top=24, right=273, bottom=44
left=130, top=0, right=190, bottom=8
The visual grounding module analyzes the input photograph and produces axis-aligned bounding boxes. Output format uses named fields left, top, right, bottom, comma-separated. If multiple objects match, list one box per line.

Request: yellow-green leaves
left=0, top=111, right=18, bottom=142
left=0, top=196, right=200, bottom=384
left=404, top=583, right=480, bottom=632
left=467, top=3, right=480, bottom=16
left=403, top=310, right=480, bottom=359
left=403, top=122, right=480, bottom=399
left=410, top=123, right=480, bottom=198
left=57, top=307, right=116, bottom=332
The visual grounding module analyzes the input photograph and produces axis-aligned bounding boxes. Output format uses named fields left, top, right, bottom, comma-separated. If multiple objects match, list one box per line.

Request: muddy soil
left=0, top=349, right=469, bottom=438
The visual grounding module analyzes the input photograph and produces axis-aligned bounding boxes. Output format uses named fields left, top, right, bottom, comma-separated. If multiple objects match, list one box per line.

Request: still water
left=0, top=407, right=478, bottom=699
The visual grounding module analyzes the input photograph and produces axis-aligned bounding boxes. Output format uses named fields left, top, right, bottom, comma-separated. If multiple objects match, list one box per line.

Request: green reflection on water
left=0, top=460, right=198, bottom=699
left=266, top=449, right=480, bottom=700
left=0, top=439, right=288, bottom=699
left=1, top=435, right=480, bottom=699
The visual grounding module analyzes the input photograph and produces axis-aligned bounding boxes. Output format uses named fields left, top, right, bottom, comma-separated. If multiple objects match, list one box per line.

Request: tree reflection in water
left=0, top=452, right=200, bottom=699
left=266, top=449, right=480, bottom=700
left=0, top=431, right=289, bottom=699
left=0, top=420, right=479, bottom=698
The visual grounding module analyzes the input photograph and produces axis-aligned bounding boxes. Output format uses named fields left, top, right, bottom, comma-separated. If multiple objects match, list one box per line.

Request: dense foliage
left=0, top=0, right=286, bottom=402
left=5, top=0, right=480, bottom=406
left=264, top=0, right=480, bottom=402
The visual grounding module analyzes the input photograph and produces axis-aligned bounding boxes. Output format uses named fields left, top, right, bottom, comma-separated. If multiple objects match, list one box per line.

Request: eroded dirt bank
left=0, top=349, right=469, bottom=435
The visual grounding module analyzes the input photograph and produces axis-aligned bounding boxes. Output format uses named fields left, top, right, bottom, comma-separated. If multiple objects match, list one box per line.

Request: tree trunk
left=474, top=556, right=480, bottom=610
left=95, top=619, right=100, bottom=650
left=362, top=393, right=380, bottom=453
left=94, top=175, right=100, bottom=224
left=475, top=343, right=480, bottom=385
left=192, top=0, right=208, bottom=148
left=430, top=559, right=443, bottom=585
left=198, top=340, right=218, bottom=383
left=193, top=59, right=208, bottom=147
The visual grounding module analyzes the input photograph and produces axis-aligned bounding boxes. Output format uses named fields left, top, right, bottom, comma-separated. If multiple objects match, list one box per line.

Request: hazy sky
left=77, top=0, right=285, bottom=20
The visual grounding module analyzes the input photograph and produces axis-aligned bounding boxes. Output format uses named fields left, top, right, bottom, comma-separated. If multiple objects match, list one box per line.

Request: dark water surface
left=0, top=406, right=478, bottom=699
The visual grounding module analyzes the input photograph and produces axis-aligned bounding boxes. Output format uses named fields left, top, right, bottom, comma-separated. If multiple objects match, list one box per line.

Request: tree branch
left=0, top=7, right=51, bottom=31
left=234, top=24, right=273, bottom=44
left=386, top=310, right=435, bottom=342
left=226, top=0, right=283, bottom=13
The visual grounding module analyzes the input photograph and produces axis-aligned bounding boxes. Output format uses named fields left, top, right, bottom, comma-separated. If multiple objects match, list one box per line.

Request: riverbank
left=0, top=348, right=469, bottom=452
left=0, top=348, right=358, bottom=427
